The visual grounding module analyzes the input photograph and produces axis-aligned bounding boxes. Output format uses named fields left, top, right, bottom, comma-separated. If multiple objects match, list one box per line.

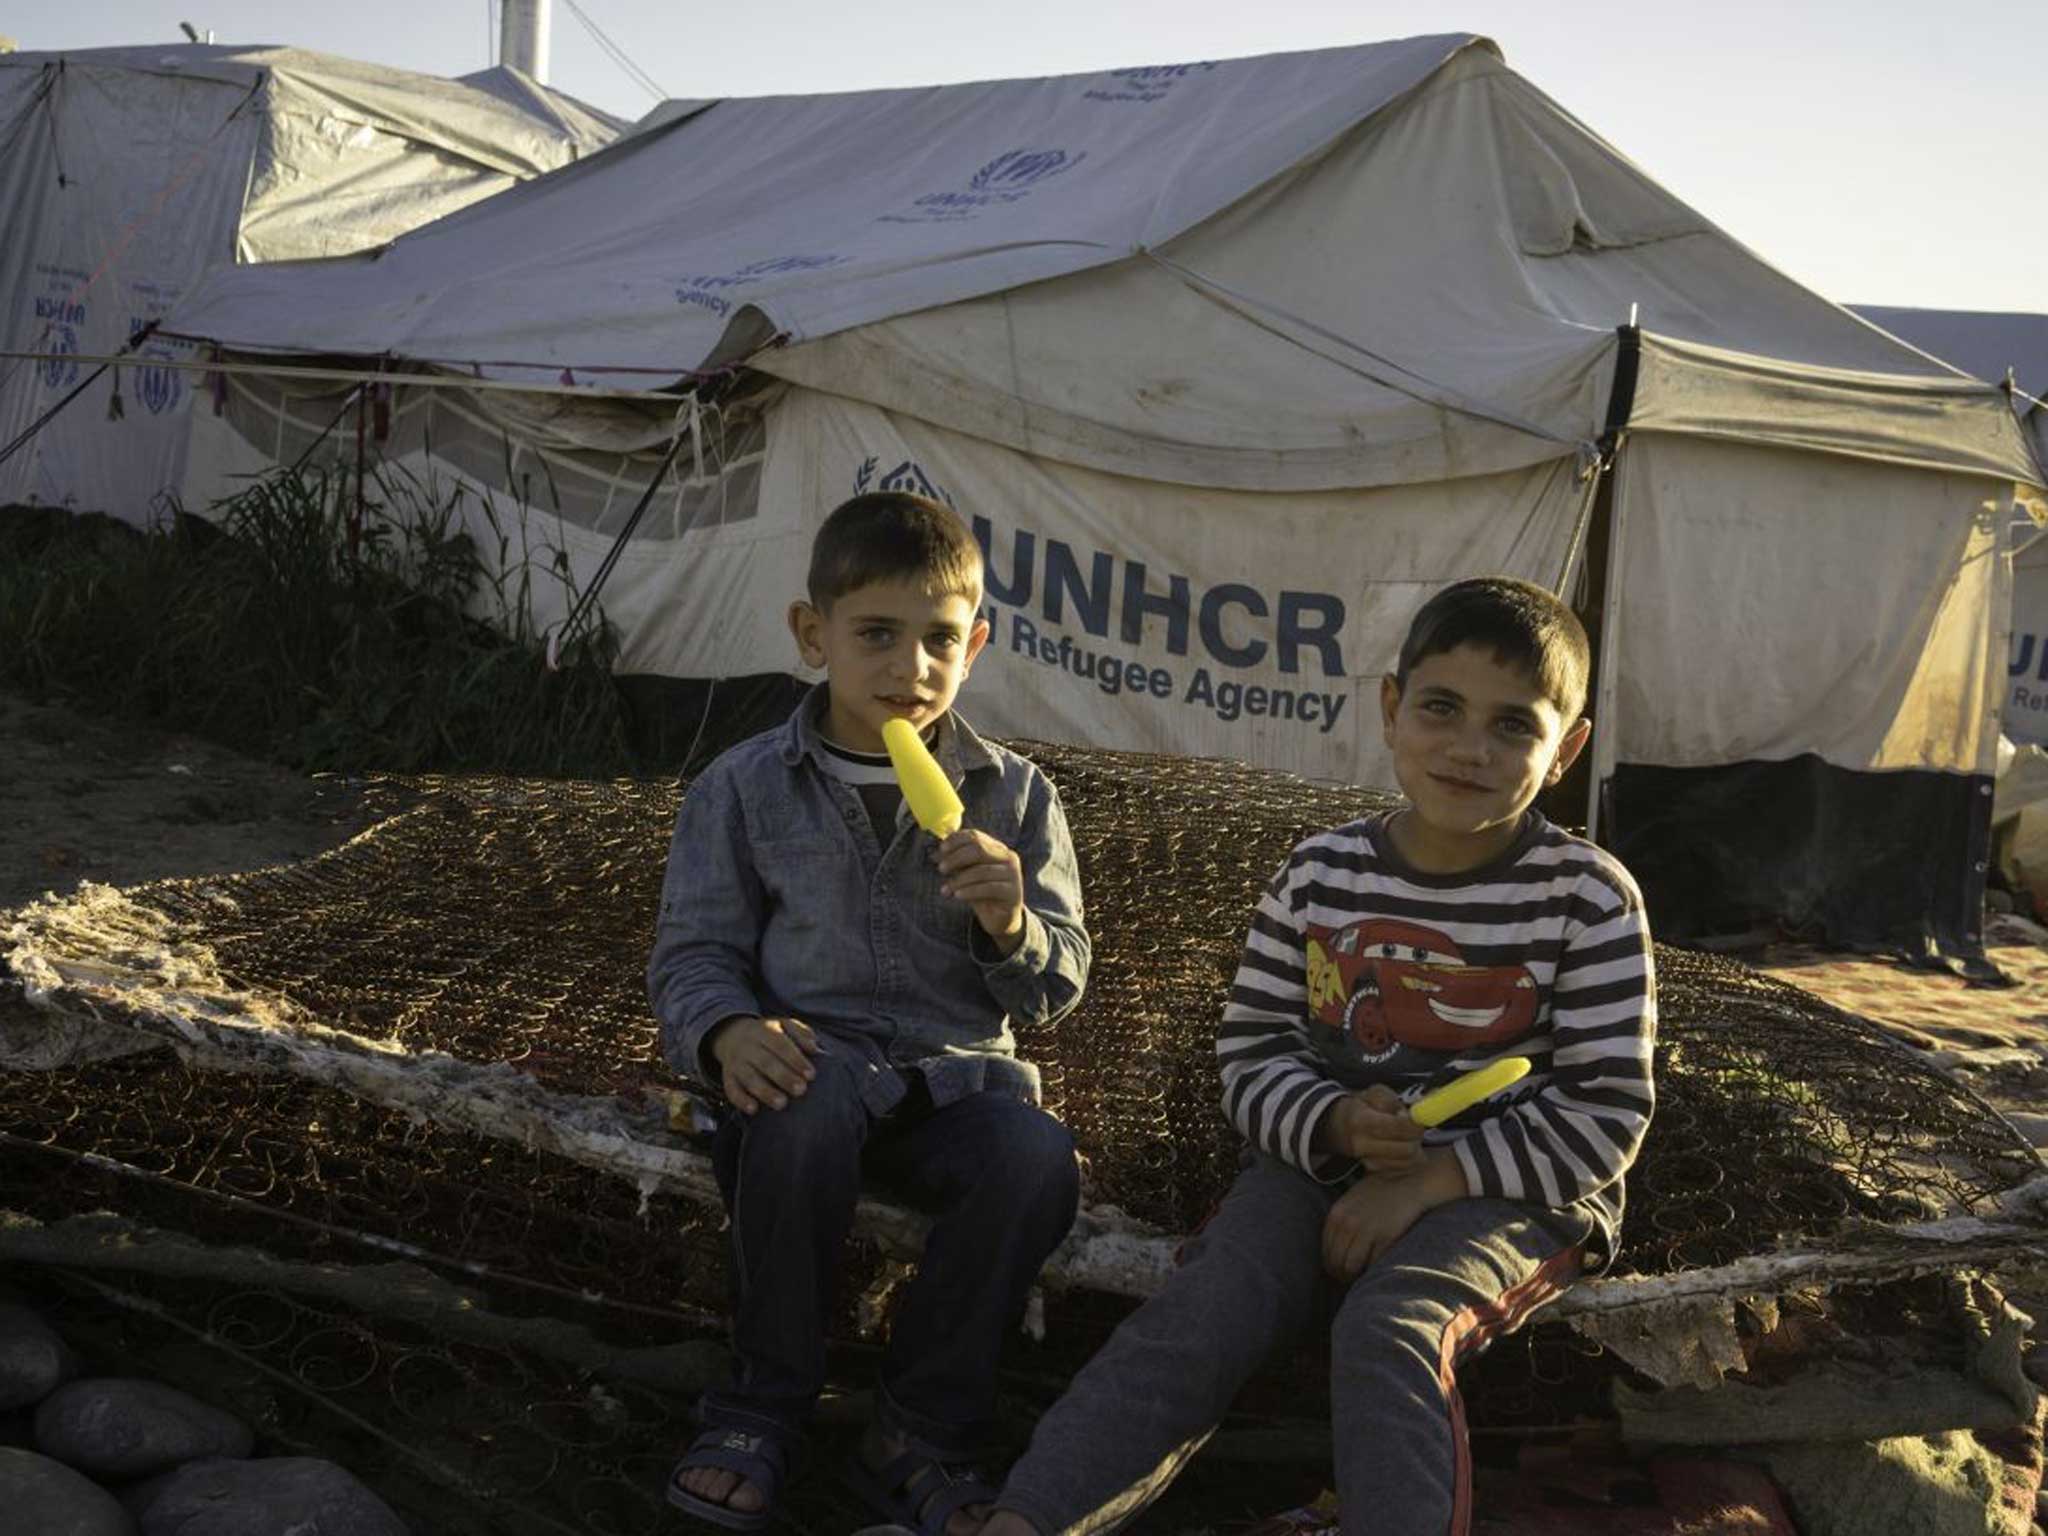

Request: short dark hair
left=807, top=492, right=983, bottom=609
left=1394, top=576, right=1590, bottom=722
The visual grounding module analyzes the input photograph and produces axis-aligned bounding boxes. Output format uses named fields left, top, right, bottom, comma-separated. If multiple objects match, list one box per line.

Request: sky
left=12, top=0, right=2046, bottom=313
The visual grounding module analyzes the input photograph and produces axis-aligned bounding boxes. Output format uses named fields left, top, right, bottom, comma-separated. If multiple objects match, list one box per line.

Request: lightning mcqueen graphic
left=1304, top=918, right=1536, bottom=1061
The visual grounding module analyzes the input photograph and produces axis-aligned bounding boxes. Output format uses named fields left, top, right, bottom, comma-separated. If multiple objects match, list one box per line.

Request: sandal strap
left=865, top=1448, right=999, bottom=1536
left=676, top=1422, right=796, bottom=1484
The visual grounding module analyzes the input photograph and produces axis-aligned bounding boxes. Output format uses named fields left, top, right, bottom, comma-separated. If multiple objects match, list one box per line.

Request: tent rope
left=543, top=402, right=692, bottom=670
left=0, top=322, right=160, bottom=471
left=1553, top=444, right=1605, bottom=600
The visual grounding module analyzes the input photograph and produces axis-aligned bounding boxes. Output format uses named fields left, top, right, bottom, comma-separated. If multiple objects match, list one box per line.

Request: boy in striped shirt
left=978, top=576, right=1656, bottom=1536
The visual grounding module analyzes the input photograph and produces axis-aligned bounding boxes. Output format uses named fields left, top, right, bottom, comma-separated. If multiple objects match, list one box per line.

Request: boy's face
left=789, top=577, right=990, bottom=753
left=1379, top=641, right=1590, bottom=870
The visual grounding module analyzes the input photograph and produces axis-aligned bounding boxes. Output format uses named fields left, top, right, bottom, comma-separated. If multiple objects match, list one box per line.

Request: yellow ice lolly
left=881, top=717, right=964, bottom=837
left=1410, top=1056, right=1531, bottom=1128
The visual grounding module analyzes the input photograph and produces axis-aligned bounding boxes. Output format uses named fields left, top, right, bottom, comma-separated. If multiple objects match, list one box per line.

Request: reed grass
left=0, top=463, right=635, bottom=777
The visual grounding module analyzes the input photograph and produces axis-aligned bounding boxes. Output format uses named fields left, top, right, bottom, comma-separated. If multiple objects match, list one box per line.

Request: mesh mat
left=32, top=742, right=2035, bottom=1253
left=2, top=742, right=2044, bottom=1531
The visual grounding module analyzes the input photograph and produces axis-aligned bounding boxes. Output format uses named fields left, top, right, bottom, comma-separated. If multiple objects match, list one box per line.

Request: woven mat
left=1754, top=915, right=2048, bottom=1055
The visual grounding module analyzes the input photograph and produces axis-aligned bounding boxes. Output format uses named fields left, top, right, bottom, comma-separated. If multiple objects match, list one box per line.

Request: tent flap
left=1630, top=331, right=2044, bottom=486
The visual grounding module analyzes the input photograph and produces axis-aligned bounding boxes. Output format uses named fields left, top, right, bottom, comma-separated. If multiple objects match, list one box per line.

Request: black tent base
left=614, top=670, right=807, bottom=777
left=1605, top=755, right=1995, bottom=974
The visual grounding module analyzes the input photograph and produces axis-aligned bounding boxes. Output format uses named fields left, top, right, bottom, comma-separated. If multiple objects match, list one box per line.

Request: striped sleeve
left=1216, top=848, right=1352, bottom=1177
left=1452, top=862, right=1657, bottom=1208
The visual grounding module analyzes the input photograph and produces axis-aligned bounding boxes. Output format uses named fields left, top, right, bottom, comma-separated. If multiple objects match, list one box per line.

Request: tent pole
left=1586, top=446, right=1632, bottom=847
left=351, top=384, right=366, bottom=561
left=1585, top=325, right=1642, bottom=846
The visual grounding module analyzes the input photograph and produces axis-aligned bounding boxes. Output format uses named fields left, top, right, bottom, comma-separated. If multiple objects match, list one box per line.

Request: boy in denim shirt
left=650, top=491, right=1090, bottom=1534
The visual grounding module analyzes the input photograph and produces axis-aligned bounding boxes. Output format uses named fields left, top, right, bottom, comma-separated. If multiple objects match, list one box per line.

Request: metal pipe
left=499, top=0, right=552, bottom=83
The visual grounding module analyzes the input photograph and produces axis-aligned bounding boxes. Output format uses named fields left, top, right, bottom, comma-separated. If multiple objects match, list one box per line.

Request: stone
left=0, top=1302, right=78, bottom=1410
left=127, top=1455, right=407, bottom=1536
left=1767, top=1432, right=2019, bottom=1536
left=0, top=1446, right=135, bottom=1535
left=34, top=1378, right=253, bottom=1480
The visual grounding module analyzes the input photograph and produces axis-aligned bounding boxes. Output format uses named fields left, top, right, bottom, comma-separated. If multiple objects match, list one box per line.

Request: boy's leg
left=700, top=1053, right=872, bottom=1438
left=990, top=1154, right=1332, bottom=1536
left=1326, top=1198, right=1589, bottom=1536
left=860, top=1086, right=1081, bottom=1455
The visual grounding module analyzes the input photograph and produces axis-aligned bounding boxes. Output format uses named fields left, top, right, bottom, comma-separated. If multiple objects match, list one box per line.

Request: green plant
left=0, top=459, right=635, bottom=778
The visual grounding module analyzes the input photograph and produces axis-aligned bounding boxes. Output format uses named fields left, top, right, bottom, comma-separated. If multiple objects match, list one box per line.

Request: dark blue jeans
left=703, top=1051, right=1079, bottom=1457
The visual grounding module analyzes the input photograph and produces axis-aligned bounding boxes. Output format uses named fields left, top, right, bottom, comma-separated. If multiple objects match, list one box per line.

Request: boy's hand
left=1317, top=1085, right=1426, bottom=1170
left=1321, top=1150, right=1469, bottom=1284
left=935, top=829, right=1026, bottom=955
left=708, top=1015, right=820, bottom=1114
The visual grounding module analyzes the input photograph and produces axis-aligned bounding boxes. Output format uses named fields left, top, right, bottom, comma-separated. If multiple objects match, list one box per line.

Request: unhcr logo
left=1085, top=61, right=1219, bottom=105
left=128, top=318, right=184, bottom=415
left=882, top=148, right=1088, bottom=224
left=40, top=324, right=79, bottom=390
left=673, top=254, right=847, bottom=318
left=137, top=352, right=182, bottom=415
left=853, top=455, right=955, bottom=508
left=967, top=149, right=1085, bottom=194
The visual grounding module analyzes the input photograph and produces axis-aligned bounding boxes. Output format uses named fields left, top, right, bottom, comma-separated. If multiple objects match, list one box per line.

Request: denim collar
left=778, top=683, right=996, bottom=784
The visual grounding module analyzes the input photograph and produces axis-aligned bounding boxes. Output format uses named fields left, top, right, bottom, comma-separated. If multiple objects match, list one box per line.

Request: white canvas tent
left=0, top=42, right=619, bottom=518
left=1846, top=307, right=2048, bottom=750
left=1849, top=306, right=2048, bottom=482
left=457, top=65, right=629, bottom=146
left=2012, top=529, right=2048, bottom=748
left=162, top=34, right=2043, bottom=957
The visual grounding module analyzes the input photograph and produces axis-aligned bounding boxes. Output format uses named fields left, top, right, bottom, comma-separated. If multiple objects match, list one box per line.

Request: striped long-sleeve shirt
left=1217, top=809, right=1656, bottom=1269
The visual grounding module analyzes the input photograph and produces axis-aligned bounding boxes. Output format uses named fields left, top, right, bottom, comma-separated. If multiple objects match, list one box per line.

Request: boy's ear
left=1547, top=715, right=1593, bottom=784
left=1379, top=673, right=1402, bottom=742
left=962, top=613, right=991, bottom=671
left=788, top=599, right=826, bottom=669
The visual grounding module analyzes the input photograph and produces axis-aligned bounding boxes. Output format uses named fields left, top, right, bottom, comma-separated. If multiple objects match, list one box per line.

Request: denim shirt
left=648, top=686, right=1090, bottom=1116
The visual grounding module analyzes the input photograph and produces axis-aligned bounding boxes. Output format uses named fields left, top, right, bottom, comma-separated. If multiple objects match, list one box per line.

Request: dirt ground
left=0, top=690, right=374, bottom=913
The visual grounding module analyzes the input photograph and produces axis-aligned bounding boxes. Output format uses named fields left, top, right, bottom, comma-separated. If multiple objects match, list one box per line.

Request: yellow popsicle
left=881, top=717, right=964, bottom=837
left=1410, top=1056, right=1531, bottom=1128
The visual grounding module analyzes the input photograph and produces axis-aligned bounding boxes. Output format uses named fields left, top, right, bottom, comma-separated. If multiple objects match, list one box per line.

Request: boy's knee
left=734, top=1070, right=865, bottom=1174
left=1331, top=1277, right=1452, bottom=1362
left=1010, top=1109, right=1080, bottom=1187
left=974, top=1105, right=1079, bottom=1217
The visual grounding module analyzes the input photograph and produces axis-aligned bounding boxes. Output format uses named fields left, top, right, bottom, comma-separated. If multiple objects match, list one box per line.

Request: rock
left=127, top=1456, right=407, bottom=1536
left=34, top=1378, right=253, bottom=1479
left=2026, top=1347, right=2048, bottom=1391
left=1768, top=1431, right=2018, bottom=1536
left=0, top=1446, right=135, bottom=1535
left=0, top=1302, right=79, bottom=1409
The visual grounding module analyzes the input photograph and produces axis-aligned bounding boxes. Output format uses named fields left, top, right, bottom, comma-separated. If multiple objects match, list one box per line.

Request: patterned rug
left=1753, top=915, right=2048, bottom=1055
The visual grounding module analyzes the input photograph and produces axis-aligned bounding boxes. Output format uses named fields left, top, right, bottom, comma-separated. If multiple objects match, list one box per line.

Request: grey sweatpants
left=996, top=1154, right=1588, bottom=1536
